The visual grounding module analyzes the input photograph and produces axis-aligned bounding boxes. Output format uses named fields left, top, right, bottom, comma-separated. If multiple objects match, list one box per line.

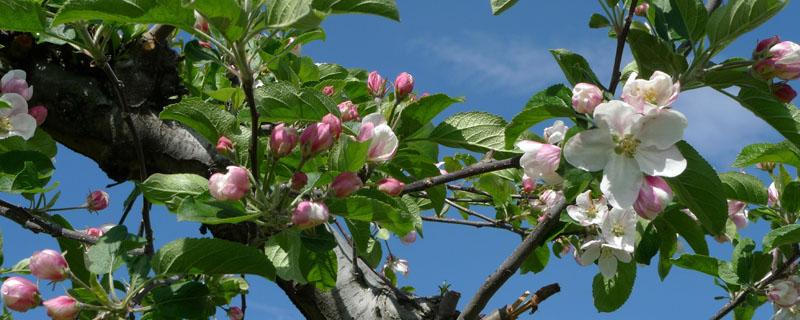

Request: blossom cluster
left=1, top=69, right=46, bottom=141
left=767, top=276, right=800, bottom=320
left=752, top=37, right=800, bottom=103
left=1, top=249, right=79, bottom=319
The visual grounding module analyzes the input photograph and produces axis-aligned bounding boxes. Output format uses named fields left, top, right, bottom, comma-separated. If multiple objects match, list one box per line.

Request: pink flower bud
left=435, top=162, right=448, bottom=175
left=85, top=227, right=103, bottom=237
left=522, top=175, right=536, bottom=193
left=634, top=3, right=649, bottom=16
left=633, top=176, right=673, bottom=220
left=331, top=172, right=363, bottom=198
left=209, top=166, right=250, bottom=201
left=337, top=101, right=360, bottom=122
left=753, top=36, right=781, bottom=58
left=43, top=295, right=79, bottom=320
left=300, top=122, right=334, bottom=158
left=773, top=83, right=797, bottom=103
left=538, top=190, right=565, bottom=213
left=572, top=83, right=603, bottom=114
left=754, top=41, right=800, bottom=80
left=367, top=71, right=387, bottom=98
left=393, top=72, right=414, bottom=99
left=270, top=124, right=298, bottom=158
left=291, top=172, right=308, bottom=191
left=321, top=113, right=342, bottom=139
left=1, top=277, right=40, bottom=312
left=768, top=182, right=780, bottom=207
left=517, top=141, right=562, bottom=185
left=193, top=11, right=209, bottom=33
left=228, top=306, right=244, bottom=320
left=1, top=70, right=33, bottom=101
left=28, top=105, right=47, bottom=126
left=30, top=249, right=69, bottom=282
left=767, top=280, right=799, bottom=308
left=322, top=86, right=335, bottom=97
left=86, top=190, right=109, bottom=212
left=198, top=41, right=212, bottom=49
left=216, top=136, right=234, bottom=154
left=756, top=162, right=776, bottom=171
left=377, top=178, right=405, bottom=196
left=358, top=114, right=399, bottom=162
left=727, top=200, right=748, bottom=230
left=399, top=230, right=417, bottom=245
left=292, top=201, right=329, bottom=229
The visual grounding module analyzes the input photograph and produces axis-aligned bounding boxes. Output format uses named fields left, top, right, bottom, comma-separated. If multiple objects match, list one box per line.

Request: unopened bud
left=331, top=172, right=363, bottom=198
left=270, top=124, right=298, bottom=158
left=377, top=178, right=405, bottom=196
left=30, top=249, right=69, bottom=282
left=393, top=72, right=414, bottom=99
left=86, top=190, right=109, bottom=212
left=28, top=105, right=47, bottom=125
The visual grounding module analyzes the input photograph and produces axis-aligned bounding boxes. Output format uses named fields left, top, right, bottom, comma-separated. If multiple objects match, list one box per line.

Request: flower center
left=586, top=206, right=597, bottom=219
left=614, top=134, right=640, bottom=158
left=644, top=88, right=659, bottom=104
left=612, top=222, right=626, bottom=237
left=0, top=116, right=11, bottom=135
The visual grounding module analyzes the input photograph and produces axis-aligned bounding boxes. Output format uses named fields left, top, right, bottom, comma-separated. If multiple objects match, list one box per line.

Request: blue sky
left=3, top=1, right=800, bottom=319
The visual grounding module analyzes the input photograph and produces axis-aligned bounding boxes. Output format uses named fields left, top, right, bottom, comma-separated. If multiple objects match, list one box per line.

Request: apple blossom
left=28, top=105, right=47, bottom=125
left=769, top=182, right=780, bottom=207
left=291, top=172, right=308, bottom=191
left=377, top=177, right=405, bottom=196
left=300, top=122, right=334, bottom=157
left=572, top=83, right=604, bottom=114
left=400, top=230, right=417, bottom=245
left=577, top=240, right=632, bottom=280
left=85, top=190, right=109, bottom=212
left=383, top=255, right=409, bottom=276
left=773, top=83, right=797, bottom=103
left=287, top=37, right=301, bottom=56
left=394, top=72, right=414, bottom=99
left=768, top=279, right=799, bottom=308
left=270, top=123, right=298, bottom=158
left=322, top=113, right=342, bottom=139
left=566, top=190, right=608, bottom=226
left=1, top=277, right=40, bottom=312
left=621, top=71, right=680, bottom=113
left=337, top=101, right=360, bottom=121
left=216, top=136, right=234, bottom=154
left=367, top=71, right=387, bottom=98
left=209, top=166, right=250, bottom=201
left=563, top=100, right=687, bottom=208
left=773, top=307, right=800, bottom=320
left=538, top=189, right=565, bottom=213
left=43, top=296, right=79, bottom=320
left=522, top=174, right=536, bottom=193
left=544, top=120, right=568, bottom=144
left=1, top=70, right=33, bottom=101
left=331, top=172, right=363, bottom=198
left=358, top=113, right=399, bottom=162
left=30, top=249, right=69, bottom=282
left=516, top=140, right=562, bottom=184
left=193, top=11, right=209, bottom=33
left=322, top=85, right=335, bottom=97
left=634, top=3, right=649, bottom=16
left=228, top=306, right=244, bottom=320
left=435, top=162, right=448, bottom=175
left=601, top=207, right=637, bottom=254
left=0, top=93, right=37, bottom=140
left=727, top=200, right=749, bottom=230
left=754, top=36, right=781, bottom=58
left=292, top=201, right=329, bottom=229
left=754, top=41, right=800, bottom=80
left=633, top=175, right=673, bottom=220
left=85, top=227, right=103, bottom=237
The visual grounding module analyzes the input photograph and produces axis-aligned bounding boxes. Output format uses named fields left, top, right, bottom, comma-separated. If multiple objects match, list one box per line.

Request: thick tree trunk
left=0, top=32, right=446, bottom=320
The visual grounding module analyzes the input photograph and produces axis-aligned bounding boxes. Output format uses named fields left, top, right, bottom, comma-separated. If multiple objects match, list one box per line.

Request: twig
left=435, top=290, right=461, bottom=320
left=607, top=0, right=639, bottom=94
left=0, top=199, right=99, bottom=244
left=240, top=275, right=248, bottom=319
left=705, top=0, right=722, bottom=13
left=458, top=202, right=566, bottom=320
left=421, top=216, right=526, bottom=235
left=483, top=284, right=561, bottom=320
left=403, top=157, right=520, bottom=194
left=444, top=199, right=526, bottom=236
left=710, top=254, right=800, bottom=320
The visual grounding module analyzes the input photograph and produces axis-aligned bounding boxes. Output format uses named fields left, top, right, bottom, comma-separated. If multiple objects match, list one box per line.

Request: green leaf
left=330, top=0, right=400, bottom=21
left=329, top=136, right=369, bottom=172
left=520, top=244, right=550, bottom=274
left=85, top=226, right=140, bottom=275
left=207, top=276, right=249, bottom=306
left=589, top=13, right=611, bottom=28
left=781, top=181, right=800, bottom=213
left=160, top=98, right=239, bottom=144
left=561, top=168, right=593, bottom=202
left=661, top=206, right=709, bottom=255
left=428, top=112, right=510, bottom=153
left=702, top=67, right=770, bottom=91
left=737, top=88, right=800, bottom=150
left=763, top=224, right=800, bottom=252
left=0, top=0, right=47, bottom=32
left=733, top=141, right=800, bottom=168
left=396, top=94, right=464, bottom=139
left=672, top=254, right=721, bottom=277
left=0, top=230, right=3, bottom=266
left=665, top=141, right=728, bottom=236
left=592, top=261, right=636, bottom=312
left=654, top=218, right=678, bottom=280
left=189, top=0, right=247, bottom=41
left=731, top=238, right=757, bottom=284
left=706, top=0, right=788, bottom=52
left=255, top=81, right=337, bottom=123
left=153, top=238, right=275, bottom=280
left=0, top=151, right=54, bottom=193
left=171, top=193, right=258, bottom=224
left=672, top=0, right=709, bottom=41
left=328, top=189, right=416, bottom=235
left=53, top=0, right=195, bottom=31
left=549, top=49, right=602, bottom=86
left=50, top=215, right=91, bottom=287
left=475, top=174, right=514, bottom=206
left=265, top=0, right=324, bottom=30
left=345, top=220, right=382, bottom=268
left=149, top=281, right=214, bottom=319
left=264, top=230, right=306, bottom=283
left=504, top=84, right=574, bottom=148
left=140, top=174, right=208, bottom=206
left=635, top=222, right=661, bottom=265
left=719, top=172, right=768, bottom=205
left=0, top=130, right=58, bottom=159
left=490, top=0, right=519, bottom=15
left=626, top=28, right=688, bottom=78
left=263, top=229, right=338, bottom=289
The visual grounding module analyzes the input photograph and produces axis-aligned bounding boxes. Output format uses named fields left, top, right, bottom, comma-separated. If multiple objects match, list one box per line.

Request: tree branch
left=0, top=199, right=100, bottom=244
left=443, top=199, right=526, bottom=236
left=458, top=201, right=566, bottom=320
left=607, top=0, right=639, bottom=94
left=421, top=216, right=527, bottom=235
left=481, top=283, right=561, bottom=320
left=402, top=157, right=520, bottom=194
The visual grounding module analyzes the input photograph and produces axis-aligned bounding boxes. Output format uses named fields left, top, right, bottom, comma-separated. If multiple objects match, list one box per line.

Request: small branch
left=710, top=254, right=800, bottom=320
left=444, top=199, right=526, bottom=236
left=458, top=202, right=566, bottom=320
left=607, top=0, right=639, bottom=94
left=706, top=0, right=722, bottom=13
left=435, top=291, right=461, bottom=320
left=421, top=216, right=526, bottom=235
left=240, top=276, right=248, bottom=319
left=482, top=284, right=561, bottom=320
left=403, top=157, right=520, bottom=194
left=0, top=199, right=99, bottom=244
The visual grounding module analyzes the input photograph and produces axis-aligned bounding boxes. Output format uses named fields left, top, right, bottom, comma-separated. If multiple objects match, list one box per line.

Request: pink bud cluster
left=209, top=166, right=250, bottom=201
left=85, top=190, right=109, bottom=212
left=753, top=37, right=800, bottom=103
left=767, top=276, right=800, bottom=311
left=367, top=71, right=415, bottom=101
left=2, top=249, right=81, bottom=319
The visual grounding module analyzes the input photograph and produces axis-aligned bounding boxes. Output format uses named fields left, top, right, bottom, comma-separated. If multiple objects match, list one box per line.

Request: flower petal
left=601, top=154, right=644, bottom=208
left=515, top=140, right=542, bottom=153
left=634, top=109, right=687, bottom=149
left=579, top=241, right=601, bottom=266
left=635, top=145, right=687, bottom=177
left=593, top=100, right=640, bottom=136
left=9, top=114, right=36, bottom=140
left=563, top=129, right=613, bottom=172
left=598, top=252, right=618, bottom=279
left=567, top=206, right=589, bottom=226
left=0, top=93, right=28, bottom=117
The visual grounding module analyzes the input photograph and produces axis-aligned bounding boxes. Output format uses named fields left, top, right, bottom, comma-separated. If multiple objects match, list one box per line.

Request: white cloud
left=408, top=32, right=618, bottom=96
